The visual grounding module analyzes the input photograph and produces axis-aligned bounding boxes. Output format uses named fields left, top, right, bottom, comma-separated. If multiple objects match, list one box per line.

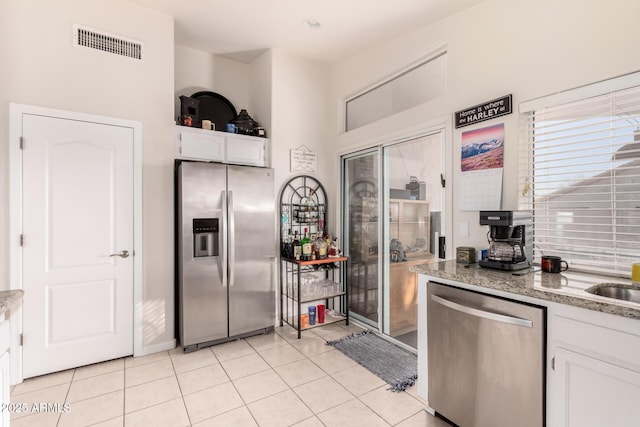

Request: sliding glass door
left=342, top=132, right=444, bottom=348
left=343, top=150, right=381, bottom=328
left=382, top=134, right=443, bottom=348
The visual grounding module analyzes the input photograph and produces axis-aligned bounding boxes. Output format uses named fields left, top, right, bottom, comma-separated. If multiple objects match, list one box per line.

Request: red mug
left=317, top=304, right=325, bottom=323
left=541, top=255, right=568, bottom=273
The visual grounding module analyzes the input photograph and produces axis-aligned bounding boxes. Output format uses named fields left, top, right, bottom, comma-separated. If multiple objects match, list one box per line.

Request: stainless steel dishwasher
left=427, top=281, right=545, bottom=427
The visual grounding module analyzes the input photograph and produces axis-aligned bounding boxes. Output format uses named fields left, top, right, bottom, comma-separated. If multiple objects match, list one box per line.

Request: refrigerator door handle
left=221, top=190, right=228, bottom=288
left=430, top=294, right=533, bottom=328
left=228, top=190, right=236, bottom=287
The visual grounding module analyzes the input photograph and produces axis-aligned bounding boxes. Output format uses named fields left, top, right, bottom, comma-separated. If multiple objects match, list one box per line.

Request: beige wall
left=270, top=49, right=335, bottom=233
left=0, top=0, right=176, bottom=349
left=330, top=0, right=640, bottom=252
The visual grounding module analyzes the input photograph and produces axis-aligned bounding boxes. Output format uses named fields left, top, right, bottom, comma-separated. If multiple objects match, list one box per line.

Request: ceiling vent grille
left=73, top=24, right=143, bottom=61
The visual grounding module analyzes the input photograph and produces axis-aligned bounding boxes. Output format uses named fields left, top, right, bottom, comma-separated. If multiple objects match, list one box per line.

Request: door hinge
left=551, top=356, right=555, bottom=371
left=20, top=136, right=24, bottom=150
left=19, top=234, right=24, bottom=246
left=440, top=173, right=446, bottom=188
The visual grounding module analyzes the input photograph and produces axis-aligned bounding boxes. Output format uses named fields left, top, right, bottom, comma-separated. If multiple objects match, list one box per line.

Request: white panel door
left=21, top=114, right=134, bottom=378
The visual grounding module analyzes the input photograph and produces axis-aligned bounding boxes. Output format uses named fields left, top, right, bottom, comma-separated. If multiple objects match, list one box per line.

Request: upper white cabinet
left=225, top=134, right=268, bottom=167
left=175, top=125, right=268, bottom=167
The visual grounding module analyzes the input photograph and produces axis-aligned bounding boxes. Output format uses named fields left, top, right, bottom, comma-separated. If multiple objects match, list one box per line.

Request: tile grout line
left=167, top=347, right=193, bottom=427
left=267, top=328, right=363, bottom=422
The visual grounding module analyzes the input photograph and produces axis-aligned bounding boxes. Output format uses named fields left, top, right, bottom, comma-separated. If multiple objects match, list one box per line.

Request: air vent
left=73, top=24, right=143, bottom=61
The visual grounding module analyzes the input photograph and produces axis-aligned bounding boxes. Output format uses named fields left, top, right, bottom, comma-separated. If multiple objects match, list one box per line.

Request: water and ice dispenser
left=193, top=218, right=219, bottom=258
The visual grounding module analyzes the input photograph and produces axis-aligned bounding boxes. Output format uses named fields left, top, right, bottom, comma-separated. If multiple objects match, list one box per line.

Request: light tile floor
left=10, top=323, right=450, bottom=427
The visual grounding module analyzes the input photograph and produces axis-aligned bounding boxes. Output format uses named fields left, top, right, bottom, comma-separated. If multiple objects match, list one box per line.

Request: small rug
left=326, top=330, right=417, bottom=392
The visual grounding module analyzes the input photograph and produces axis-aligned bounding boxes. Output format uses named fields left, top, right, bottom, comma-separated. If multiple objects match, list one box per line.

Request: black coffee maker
left=479, top=210, right=532, bottom=271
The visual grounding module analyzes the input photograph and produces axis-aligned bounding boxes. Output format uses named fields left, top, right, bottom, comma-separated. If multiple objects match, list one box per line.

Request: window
left=345, top=50, right=447, bottom=131
left=519, top=75, right=640, bottom=276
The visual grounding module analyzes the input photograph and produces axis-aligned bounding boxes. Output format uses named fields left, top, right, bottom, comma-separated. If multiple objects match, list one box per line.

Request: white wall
left=330, top=0, right=640, bottom=253
left=0, top=0, right=176, bottom=349
left=270, top=49, right=336, bottom=234
left=249, top=50, right=273, bottom=164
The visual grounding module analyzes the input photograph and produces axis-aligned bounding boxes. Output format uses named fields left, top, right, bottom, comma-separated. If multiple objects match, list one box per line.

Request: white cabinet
left=175, top=126, right=225, bottom=162
left=225, top=134, right=267, bottom=167
left=548, top=311, right=640, bottom=427
left=175, top=125, right=268, bottom=167
left=0, top=319, right=10, bottom=427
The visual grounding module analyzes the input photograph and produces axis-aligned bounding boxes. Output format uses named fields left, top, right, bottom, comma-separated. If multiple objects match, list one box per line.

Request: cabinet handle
left=552, top=356, right=555, bottom=371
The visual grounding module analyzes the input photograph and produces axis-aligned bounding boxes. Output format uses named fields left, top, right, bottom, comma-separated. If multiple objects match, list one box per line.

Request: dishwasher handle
left=431, top=294, right=533, bottom=328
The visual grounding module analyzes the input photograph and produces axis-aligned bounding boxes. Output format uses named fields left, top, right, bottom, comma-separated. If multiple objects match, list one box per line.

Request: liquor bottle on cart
left=293, top=231, right=301, bottom=260
left=301, top=228, right=312, bottom=261
left=282, top=231, right=294, bottom=259
left=315, top=233, right=327, bottom=259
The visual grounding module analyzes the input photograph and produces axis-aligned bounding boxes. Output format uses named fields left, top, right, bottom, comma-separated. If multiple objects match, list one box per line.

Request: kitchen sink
left=585, top=283, right=640, bottom=304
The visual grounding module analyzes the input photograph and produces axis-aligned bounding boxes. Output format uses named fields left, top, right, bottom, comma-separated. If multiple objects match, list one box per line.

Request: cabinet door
left=176, top=127, right=225, bottom=161
left=551, top=347, right=640, bottom=427
left=0, top=351, right=8, bottom=427
left=226, top=135, right=267, bottom=166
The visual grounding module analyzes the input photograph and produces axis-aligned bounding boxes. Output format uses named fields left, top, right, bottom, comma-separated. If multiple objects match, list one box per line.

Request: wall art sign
left=454, top=94, right=512, bottom=129
left=290, top=147, right=317, bottom=173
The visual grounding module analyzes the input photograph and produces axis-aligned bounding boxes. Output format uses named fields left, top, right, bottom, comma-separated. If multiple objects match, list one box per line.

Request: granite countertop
left=411, top=260, right=640, bottom=320
left=0, top=289, right=24, bottom=316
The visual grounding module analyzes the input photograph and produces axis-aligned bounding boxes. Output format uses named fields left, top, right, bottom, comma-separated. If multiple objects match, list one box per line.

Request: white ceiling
left=126, top=0, right=485, bottom=64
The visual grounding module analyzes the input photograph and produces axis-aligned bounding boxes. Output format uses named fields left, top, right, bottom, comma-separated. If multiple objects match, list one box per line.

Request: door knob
left=109, top=250, right=130, bottom=258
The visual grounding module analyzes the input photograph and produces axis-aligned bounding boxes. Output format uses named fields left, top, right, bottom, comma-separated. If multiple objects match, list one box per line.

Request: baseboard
left=135, top=338, right=176, bottom=357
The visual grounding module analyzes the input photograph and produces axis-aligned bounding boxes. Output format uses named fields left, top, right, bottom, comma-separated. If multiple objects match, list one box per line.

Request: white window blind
left=519, top=83, right=640, bottom=277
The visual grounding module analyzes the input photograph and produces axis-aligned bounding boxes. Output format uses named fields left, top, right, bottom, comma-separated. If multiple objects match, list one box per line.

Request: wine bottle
left=293, top=231, right=301, bottom=260
left=283, top=231, right=294, bottom=259
left=305, top=189, right=315, bottom=210
left=301, top=228, right=312, bottom=261
left=316, top=233, right=327, bottom=259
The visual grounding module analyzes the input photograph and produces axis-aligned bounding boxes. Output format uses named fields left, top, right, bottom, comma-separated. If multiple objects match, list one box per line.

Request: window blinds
left=519, top=84, right=640, bottom=277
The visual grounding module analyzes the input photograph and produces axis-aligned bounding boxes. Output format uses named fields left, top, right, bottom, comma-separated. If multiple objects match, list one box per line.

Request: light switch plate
left=459, top=221, right=469, bottom=237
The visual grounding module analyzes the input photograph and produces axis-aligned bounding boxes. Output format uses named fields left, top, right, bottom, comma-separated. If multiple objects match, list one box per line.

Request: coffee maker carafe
left=479, top=211, right=532, bottom=271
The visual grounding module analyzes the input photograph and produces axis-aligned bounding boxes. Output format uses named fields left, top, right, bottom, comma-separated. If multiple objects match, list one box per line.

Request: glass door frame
left=341, top=147, right=384, bottom=329
left=381, top=132, right=446, bottom=343
left=340, top=126, right=452, bottom=343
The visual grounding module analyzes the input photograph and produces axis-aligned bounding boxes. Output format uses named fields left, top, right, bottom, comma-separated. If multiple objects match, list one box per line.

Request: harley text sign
left=454, top=94, right=512, bottom=129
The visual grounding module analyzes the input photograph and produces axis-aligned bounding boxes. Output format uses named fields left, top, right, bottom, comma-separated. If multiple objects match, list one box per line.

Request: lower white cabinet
left=175, top=125, right=268, bottom=167
left=0, top=319, right=9, bottom=427
left=0, top=351, right=8, bottom=427
left=548, top=311, right=640, bottom=427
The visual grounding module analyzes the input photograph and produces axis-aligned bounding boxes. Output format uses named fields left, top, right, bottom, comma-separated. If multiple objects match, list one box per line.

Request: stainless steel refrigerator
left=176, top=160, right=276, bottom=352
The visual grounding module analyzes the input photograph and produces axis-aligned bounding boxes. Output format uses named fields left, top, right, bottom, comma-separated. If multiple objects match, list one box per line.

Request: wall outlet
left=459, top=221, right=469, bottom=237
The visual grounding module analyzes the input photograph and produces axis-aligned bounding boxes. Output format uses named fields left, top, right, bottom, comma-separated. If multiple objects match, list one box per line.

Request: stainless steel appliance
left=427, top=282, right=545, bottom=427
left=176, top=160, right=276, bottom=352
left=479, top=210, right=532, bottom=271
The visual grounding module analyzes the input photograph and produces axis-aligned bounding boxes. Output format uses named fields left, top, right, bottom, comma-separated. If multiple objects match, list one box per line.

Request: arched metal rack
left=279, top=175, right=328, bottom=254
left=278, top=175, right=348, bottom=338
